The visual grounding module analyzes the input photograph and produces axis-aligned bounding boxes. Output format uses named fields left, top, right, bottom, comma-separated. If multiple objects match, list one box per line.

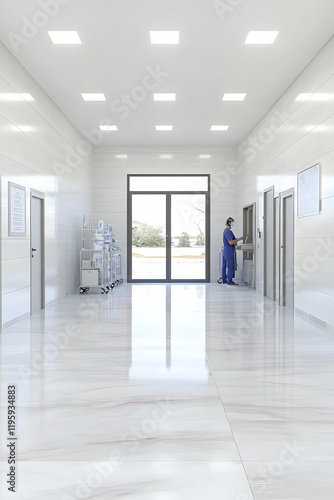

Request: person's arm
left=228, top=238, right=239, bottom=245
left=228, top=236, right=243, bottom=245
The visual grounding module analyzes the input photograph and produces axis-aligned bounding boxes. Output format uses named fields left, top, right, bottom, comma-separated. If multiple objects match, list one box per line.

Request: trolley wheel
left=217, top=278, right=222, bottom=284
left=120, top=279, right=123, bottom=284
left=101, top=288, right=105, bottom=294
left=79, top=287, right=85, bottom=294
left=111, top=283, right=115, bottom=289
left=115, top=280, right=119, bottom=286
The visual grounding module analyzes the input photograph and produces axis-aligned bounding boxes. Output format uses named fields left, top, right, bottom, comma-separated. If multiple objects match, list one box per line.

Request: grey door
left=31, top=195, right=44, bottom=314
left=264, top=188, right=274, bottom=300
left=280, top=191, right=294, bottom=308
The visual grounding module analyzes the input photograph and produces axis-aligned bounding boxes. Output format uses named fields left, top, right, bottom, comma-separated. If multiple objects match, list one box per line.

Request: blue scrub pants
left=222, top=254, right=235, bottom=284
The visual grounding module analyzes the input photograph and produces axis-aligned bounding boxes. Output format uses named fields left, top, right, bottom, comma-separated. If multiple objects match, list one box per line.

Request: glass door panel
left=171, top=194, right=206, bottom=280
left=131, top=194, right=166, bottom=280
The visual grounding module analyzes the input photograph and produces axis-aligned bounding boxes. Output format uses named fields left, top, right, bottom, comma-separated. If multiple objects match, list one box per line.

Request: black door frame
left=127, top=174, right=210, bottom=283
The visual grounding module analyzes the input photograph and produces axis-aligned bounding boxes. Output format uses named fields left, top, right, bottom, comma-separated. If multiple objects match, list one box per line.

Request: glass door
left=171, top=194, right=206, bottom=280
left=131, top=194, right=166, bottom=280
left=128, top=175, right=210, bottom=282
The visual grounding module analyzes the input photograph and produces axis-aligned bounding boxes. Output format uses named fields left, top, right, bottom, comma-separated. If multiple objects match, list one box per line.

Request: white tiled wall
left=0, top=42, right=93, bottom=325
left=92, top=148, right=239, bottom=282
left=237, top=35, right=334, bottom=327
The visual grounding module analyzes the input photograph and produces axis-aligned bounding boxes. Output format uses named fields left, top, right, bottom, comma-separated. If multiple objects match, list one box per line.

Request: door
left=280, top=190, right=294, bottom=308
left=171, top=194, right=206, bottom=280
left=264, top=188, right=274, bottom=299
left=128, top=176, right=210, bottom=282
left=31, top=194, right=45, bottom=314
left=274, top=196, right=280, bottom=301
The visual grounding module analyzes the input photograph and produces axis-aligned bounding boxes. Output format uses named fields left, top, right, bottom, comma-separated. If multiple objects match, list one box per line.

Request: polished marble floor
left=1, top=283, right=334, bottom=499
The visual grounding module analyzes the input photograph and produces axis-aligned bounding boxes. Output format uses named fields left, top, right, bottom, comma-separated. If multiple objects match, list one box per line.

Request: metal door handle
left=32, top=248, right=37, bottom=251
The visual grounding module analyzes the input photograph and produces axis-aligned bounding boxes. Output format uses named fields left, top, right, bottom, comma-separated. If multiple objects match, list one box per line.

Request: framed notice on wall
left=297, top=164, right=320, bottom=217
left=9, top=182, right=26, bottom=236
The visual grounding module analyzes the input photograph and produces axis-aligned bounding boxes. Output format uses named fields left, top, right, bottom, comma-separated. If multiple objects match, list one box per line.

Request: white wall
left=92, top=147, right=239, bottom=282
left=237, top=35, right=334, bottom=327
left=0, top=42, right=93, bottom=325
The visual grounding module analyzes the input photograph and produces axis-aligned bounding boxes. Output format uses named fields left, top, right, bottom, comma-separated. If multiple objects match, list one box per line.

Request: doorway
left=241, top=202, right=256, bottom=287
left=30, top=192, right=45, bottom=314
left=279, top=189, right=294, bottom=308
left=264, top=187, right=274, bottom=300
left=127, top=175, right=210, bottom=282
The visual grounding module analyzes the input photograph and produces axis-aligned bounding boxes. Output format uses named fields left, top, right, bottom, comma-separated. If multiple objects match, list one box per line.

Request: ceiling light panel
left=0, top=93, right=34, bottom=101
left=100, top=125, right=118, bottom=131
left=154, top=93, right=176, bottom=101
left=48, top=31, right=81, bottom=44
left=150, top=31, right=179, bottom=44
left=210, top=125, right=229, bottom=131
left=156, top=125, right=173, bottom=131
left=296, top=93, right=333, bottom=101
left=223, top=93, right=247, bottom=101
left=81, top=93, right=106, bottom=101
left=245, top=31, right=279, bottom=44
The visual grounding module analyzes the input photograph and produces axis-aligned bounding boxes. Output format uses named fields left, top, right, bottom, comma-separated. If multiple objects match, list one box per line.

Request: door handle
left=32, top=248, right=37, bottom=251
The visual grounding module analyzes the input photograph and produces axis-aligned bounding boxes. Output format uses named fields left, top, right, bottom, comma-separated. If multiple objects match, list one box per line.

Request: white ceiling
left=1, top=0, right=334, bottom=148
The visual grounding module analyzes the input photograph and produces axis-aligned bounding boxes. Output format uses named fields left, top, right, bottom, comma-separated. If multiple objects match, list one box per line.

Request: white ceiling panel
left=0, top=0, right=334, bottom=147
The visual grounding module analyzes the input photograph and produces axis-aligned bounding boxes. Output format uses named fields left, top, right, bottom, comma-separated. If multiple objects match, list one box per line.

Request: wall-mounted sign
left=9, top=182, right=26, bottom=236
left=297, top=164, right=320, bottom=217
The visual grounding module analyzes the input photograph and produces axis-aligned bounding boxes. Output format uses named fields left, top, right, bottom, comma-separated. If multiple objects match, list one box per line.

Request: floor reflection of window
left=129, top=285, right=209, bottom=380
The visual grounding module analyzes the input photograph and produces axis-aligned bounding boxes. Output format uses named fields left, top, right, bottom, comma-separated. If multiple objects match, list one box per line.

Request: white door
left=31, top=195, right=44, bottom=314
left=264, top=188, right=274, bottom=300
left=280, top=191, right=294, bottom=308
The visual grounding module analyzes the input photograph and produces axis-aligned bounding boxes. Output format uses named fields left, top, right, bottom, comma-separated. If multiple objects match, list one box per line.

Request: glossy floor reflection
left=1, top=284, right=334, bottom=499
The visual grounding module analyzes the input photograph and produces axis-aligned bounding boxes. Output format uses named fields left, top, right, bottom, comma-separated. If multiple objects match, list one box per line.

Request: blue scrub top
left=223, top=228, right=236, bottom=258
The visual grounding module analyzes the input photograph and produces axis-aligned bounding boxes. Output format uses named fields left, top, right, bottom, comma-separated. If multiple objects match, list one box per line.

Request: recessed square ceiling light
left=160, top=154, right=173, bottom=159
left=245, top=31, right=279, bottom=44
left=115, top=154, right=127, bottom=159
left=150, top=31, right=179, bottom=44
left=210, top=125, right=229, bottom=131
left=154, top=93, right=176, bottom=101
left=81, top=93, right=106, bottom=101
left=99, top=125, right=118, bottom=131
left=156, top=125, right=173, bottom=131
left=296, top=93, right=333, bottom=101
left=199, top=154, right=211, bottom=159
left=48, top=31, right=81, bottom=44
left=223, top=93, right=247, bottom=101
left=0, top=93, right=34, bottom=101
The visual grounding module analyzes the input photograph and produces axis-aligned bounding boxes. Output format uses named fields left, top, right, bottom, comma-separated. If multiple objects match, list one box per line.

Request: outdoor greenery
left=195, top=233, right=205, bottom=245
left=177, top=232, right=191, bottom=247
left=132, top=224, right=166, bottom=247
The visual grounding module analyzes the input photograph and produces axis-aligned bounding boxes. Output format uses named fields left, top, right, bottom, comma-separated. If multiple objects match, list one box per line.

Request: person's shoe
left=227, top=281, right=239, bottom=286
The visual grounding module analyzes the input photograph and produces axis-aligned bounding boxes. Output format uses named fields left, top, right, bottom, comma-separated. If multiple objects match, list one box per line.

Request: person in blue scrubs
left=222, top=217, right=243, bottom=285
